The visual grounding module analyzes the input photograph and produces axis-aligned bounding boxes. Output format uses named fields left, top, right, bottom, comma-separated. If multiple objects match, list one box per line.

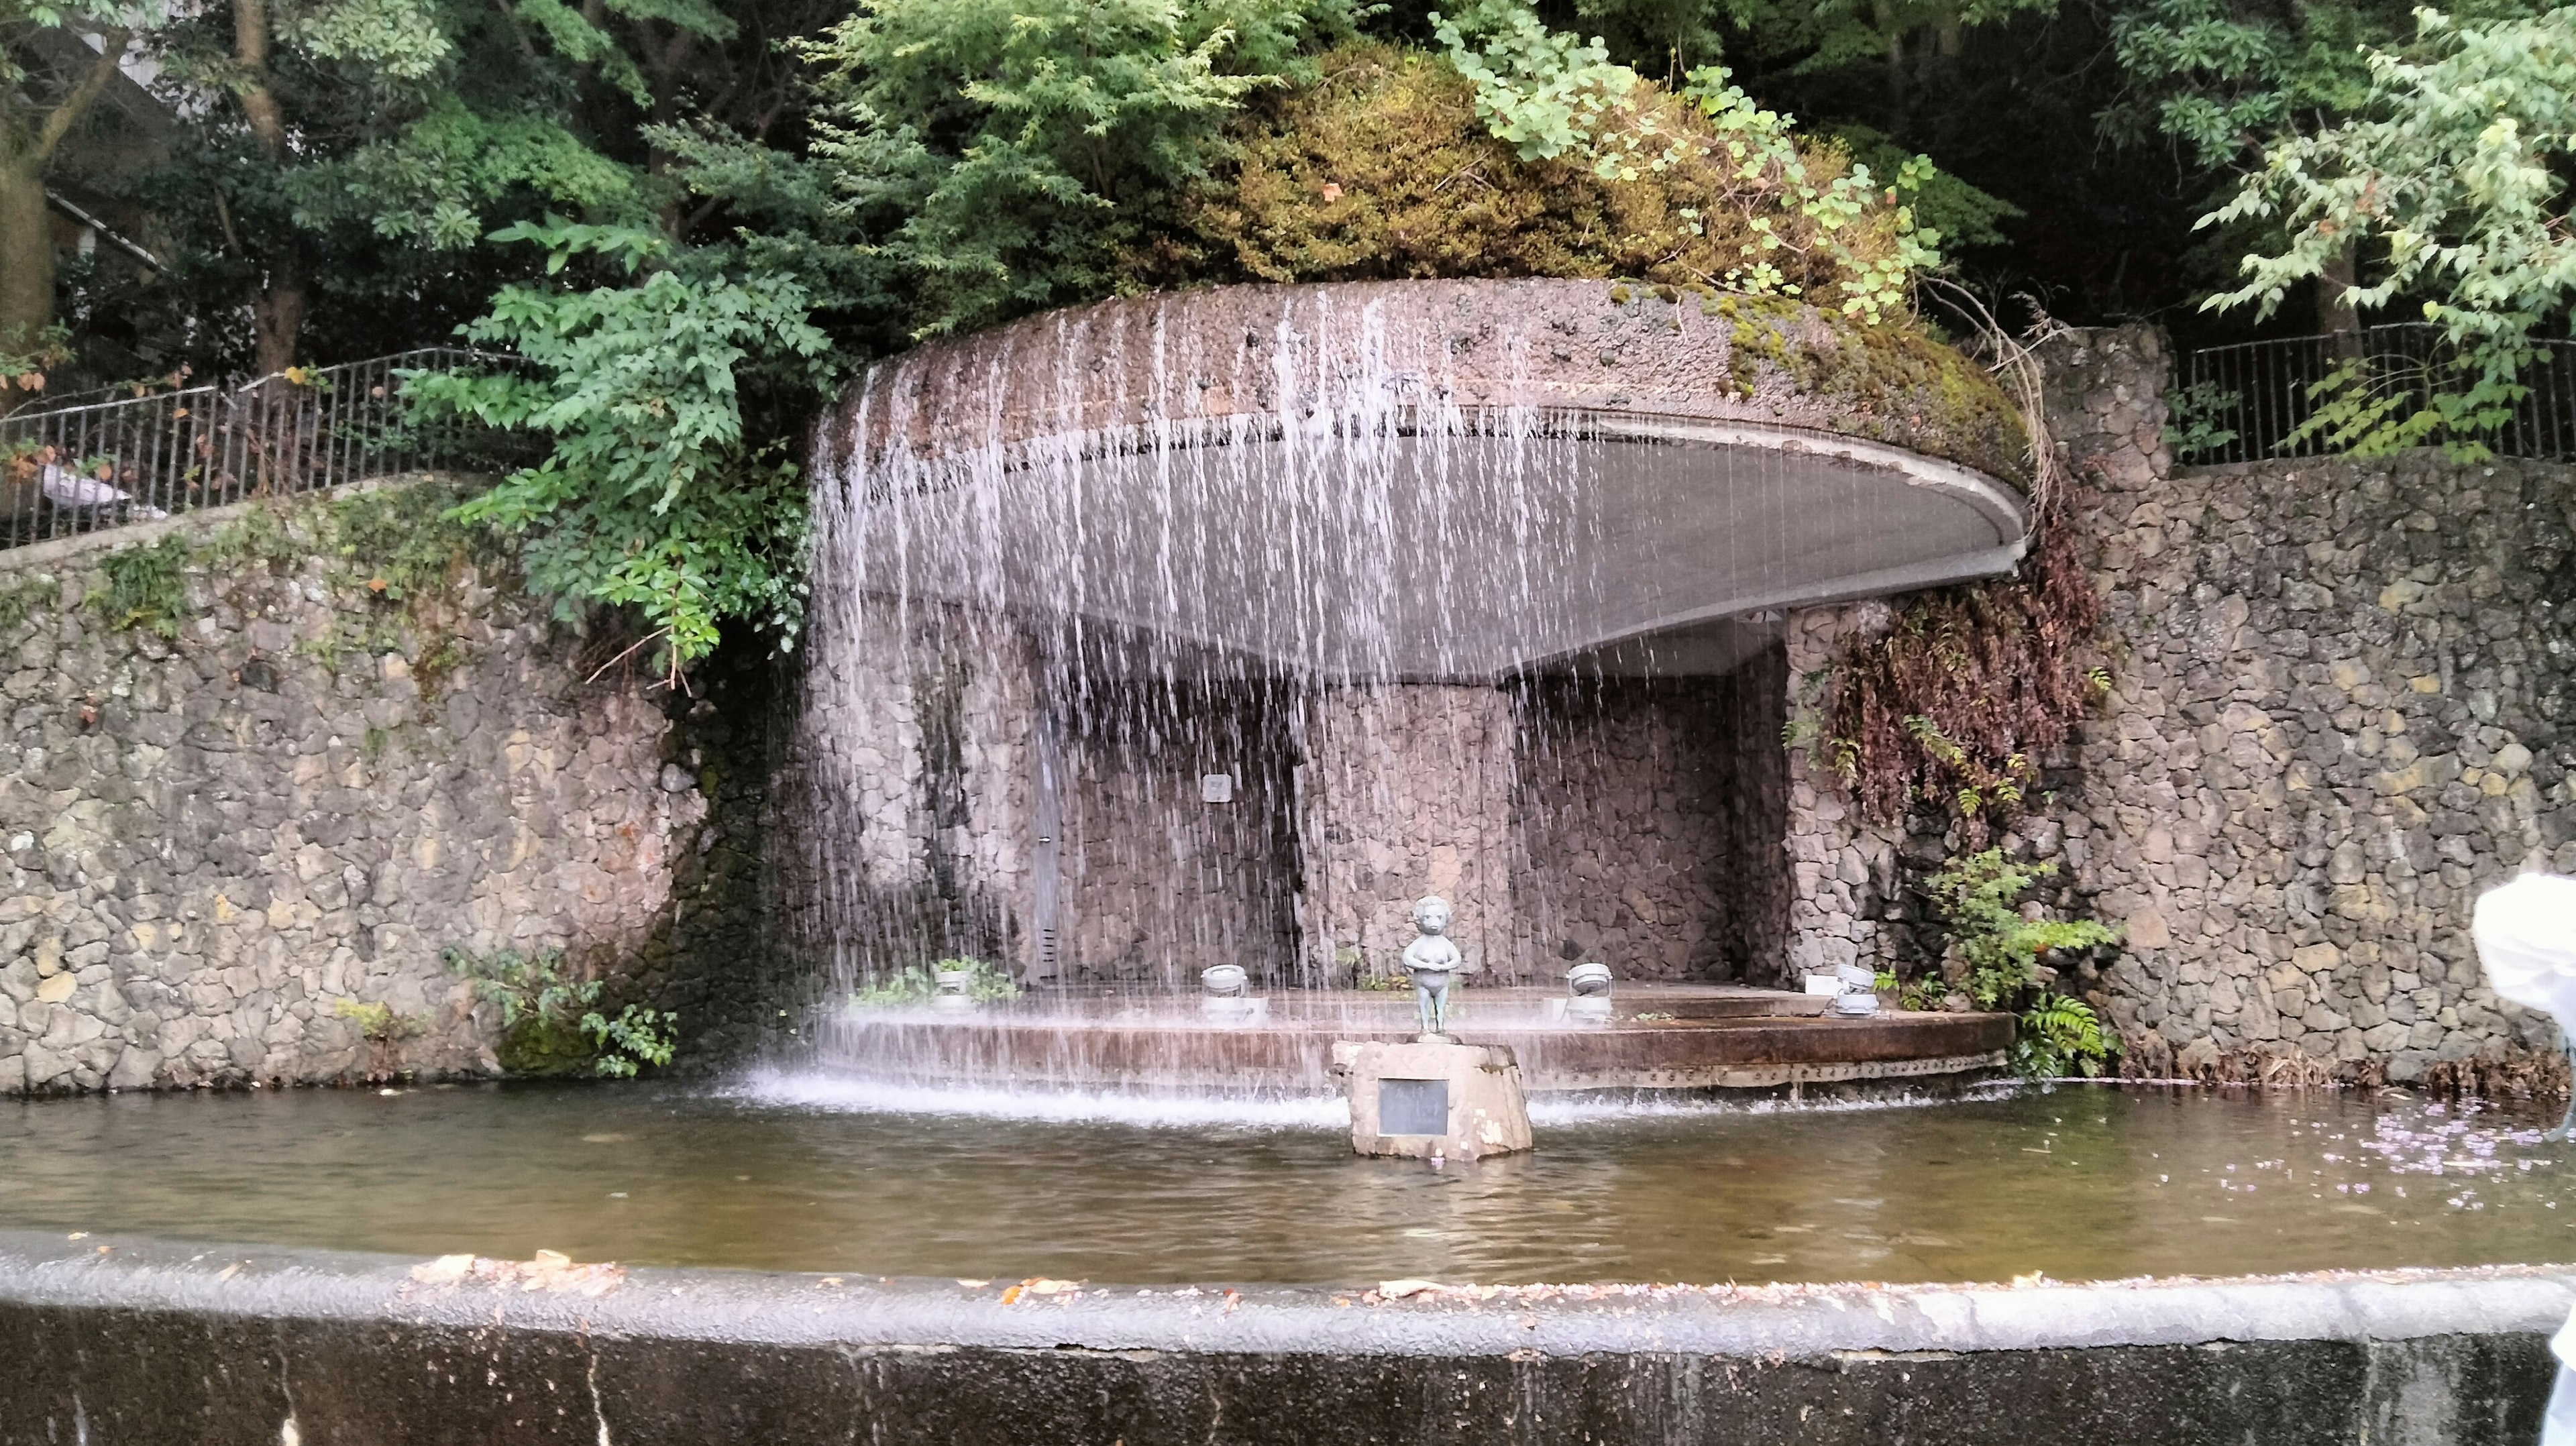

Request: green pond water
left=4, top=1074, right=2573, bottom=1287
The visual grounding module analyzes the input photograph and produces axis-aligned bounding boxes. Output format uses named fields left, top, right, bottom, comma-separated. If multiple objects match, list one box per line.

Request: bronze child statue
left=1403, top=895, right=1467, bottom=1040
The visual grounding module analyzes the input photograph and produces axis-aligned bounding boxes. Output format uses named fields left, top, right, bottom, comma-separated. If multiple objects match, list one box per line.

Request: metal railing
left=2172, top=324, right=2576, bottom=466
left=0, top=347, right=527, bottom=553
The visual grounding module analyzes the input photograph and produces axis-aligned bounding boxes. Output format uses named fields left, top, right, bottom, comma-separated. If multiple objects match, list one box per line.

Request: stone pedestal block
left=1332, top=1038, right=1533, bottom=1160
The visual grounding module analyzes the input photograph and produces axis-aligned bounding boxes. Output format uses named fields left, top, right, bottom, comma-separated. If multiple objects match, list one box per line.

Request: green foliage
left=1913, top=849, right=2122, bottom=1078
left=801, top=0, right=1356, bottom=340
left=1925, top=847, right=2121, bottom=1010
left=411, top=222, right=831, bottom=679
left=1431, top=0, right=1646, bottom=162
left=581, top=1005, right=679, bottom=1077
left=331, top=996, right=423, bottom=1042
left=1425, top=0, right=1943, bottom=318
left=2161, top=377, right=2243, bottom=456
left=1920, top=848, right=2119, bottom=1076
left=0, top=571, right=55, bottom=636
left=88, top=535, right=190, bottom=638
left=2104, top=0, right=2406, bottom=166
left=2011, top=991, right=2112, bottom=1078
left=291, top=96, right=650, bottom=252
left=2202, top=7, right=2576, bottom=459
left=439, top=942, right=678, bottom=1077
left=440, top=944, right=587, bottom=1027
left=849, top=956, right=1022, bottom=1006
left=1829, top=124, right=2021, bottom=251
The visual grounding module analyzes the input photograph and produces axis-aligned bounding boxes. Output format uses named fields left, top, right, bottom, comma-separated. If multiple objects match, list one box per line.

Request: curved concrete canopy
left=817, top=280, right=2030, bottom=680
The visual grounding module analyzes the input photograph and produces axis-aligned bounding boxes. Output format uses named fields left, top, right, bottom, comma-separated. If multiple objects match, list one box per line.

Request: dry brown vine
left=1824, top=484, right=2104, bottom=833
left=1817, top=291, right=2106, bottom=836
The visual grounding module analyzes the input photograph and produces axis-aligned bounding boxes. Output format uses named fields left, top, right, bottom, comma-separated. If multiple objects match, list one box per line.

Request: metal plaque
left=1379, top=1078, right=1449, bottom=1136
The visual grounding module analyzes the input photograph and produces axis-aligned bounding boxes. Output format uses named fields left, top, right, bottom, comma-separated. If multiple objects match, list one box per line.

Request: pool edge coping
left=4, top=1229, right=2570, bottom=1360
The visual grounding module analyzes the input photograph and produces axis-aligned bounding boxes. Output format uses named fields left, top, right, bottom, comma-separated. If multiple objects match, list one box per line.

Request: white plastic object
left=2475, top=873, right=2576, bottom=1027
left=2546, top=1312, right=2576, bottom=1446
left=1804, top=974, right=1842, bottom=996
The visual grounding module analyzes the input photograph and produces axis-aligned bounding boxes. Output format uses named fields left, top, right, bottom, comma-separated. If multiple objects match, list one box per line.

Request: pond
left=5, top=1076, right=2571, bottom=1286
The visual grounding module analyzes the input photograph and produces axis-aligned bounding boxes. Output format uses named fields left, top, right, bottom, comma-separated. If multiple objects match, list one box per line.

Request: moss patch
left=1707, top=293, right=2028, bottom=481
left=1138, top=45, right=1904, bottom=302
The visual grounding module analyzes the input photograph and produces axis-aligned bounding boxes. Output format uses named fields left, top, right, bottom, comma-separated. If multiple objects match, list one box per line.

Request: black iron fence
left=2171, top=324, right=2576, bottom=466
left=0, top=347, right=526, bottom=552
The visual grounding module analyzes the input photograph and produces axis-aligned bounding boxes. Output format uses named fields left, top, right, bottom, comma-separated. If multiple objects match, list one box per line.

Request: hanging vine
left=1807, top=293, right=2112, bottom=834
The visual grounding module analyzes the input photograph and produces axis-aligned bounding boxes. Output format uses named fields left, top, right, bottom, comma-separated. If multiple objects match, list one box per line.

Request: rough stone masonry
left=0, top=487, right=704, bottom=1093
left=1782, top=327, right=2576, bottom=1082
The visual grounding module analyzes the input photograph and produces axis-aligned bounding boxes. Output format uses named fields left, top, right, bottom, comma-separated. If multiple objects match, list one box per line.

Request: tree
left=136, top=0, right=712, bottom=376
left=2202, top=5, right=2576, bottom=456
left=1, top=0, right=153, bottom=401
left=2102, top=0, right=2545, bottom=341
left=800, top=0, right=1357, bottom=339
left=410, top=221, right=833, bottom=681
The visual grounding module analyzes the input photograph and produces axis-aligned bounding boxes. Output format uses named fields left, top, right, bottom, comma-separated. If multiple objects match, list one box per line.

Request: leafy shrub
left=583, top=1005, right=680, bottom=1078
left=439, top=944, right=678, bottom=1078
left=2012, top=993, right=2114, bottom=1079
left=330, top=998, right=421, bottom=1040
left=1921, top=847, right=2122, bottom=1077
left=411, top=222, right=831, bottom=683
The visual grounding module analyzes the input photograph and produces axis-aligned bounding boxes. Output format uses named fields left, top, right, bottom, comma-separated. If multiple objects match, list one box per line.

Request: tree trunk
left=234, top=0, right=303, bottom=376
left=2319, top=241, right=2362, bottom=362
left=0, top=28, right=129, bottom=407
left=253, top=274, right=303, bottom=376
left=0, top=161, right=52, bottom=365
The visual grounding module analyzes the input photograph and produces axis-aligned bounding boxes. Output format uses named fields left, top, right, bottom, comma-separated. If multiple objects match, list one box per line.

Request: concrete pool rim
left=5, top=1229, right=2564, bottom=1444
left=4, top=1228, right=2571, bottom=1357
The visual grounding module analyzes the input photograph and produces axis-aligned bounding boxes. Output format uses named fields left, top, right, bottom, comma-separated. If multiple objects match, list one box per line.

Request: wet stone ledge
left=0, top=1229, right=2560, bottom=1445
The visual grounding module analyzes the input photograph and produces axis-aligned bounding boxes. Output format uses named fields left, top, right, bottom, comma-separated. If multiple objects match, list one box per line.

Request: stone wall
left=792, top=632, right=1803, bottom=994
left=1512, top=661, right=1788, bottom=983
left=1780, top=604, right=1911, bottom=987
left=782, top=602, right=1042, bottom=982
left=2052, top=331, right=2574, bottom=1080
left=0, top=486, right=709, bottom=1094
left=1061, top=682, right=1299, bottom=988
left=1295, top=683, right=1524, bottom=984
left=1778, top=327, right=2576, bottom=1080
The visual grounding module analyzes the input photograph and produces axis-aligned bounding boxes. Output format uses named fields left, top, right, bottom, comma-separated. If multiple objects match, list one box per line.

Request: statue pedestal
left=1330, top=1039, right=1533, bottom=1161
